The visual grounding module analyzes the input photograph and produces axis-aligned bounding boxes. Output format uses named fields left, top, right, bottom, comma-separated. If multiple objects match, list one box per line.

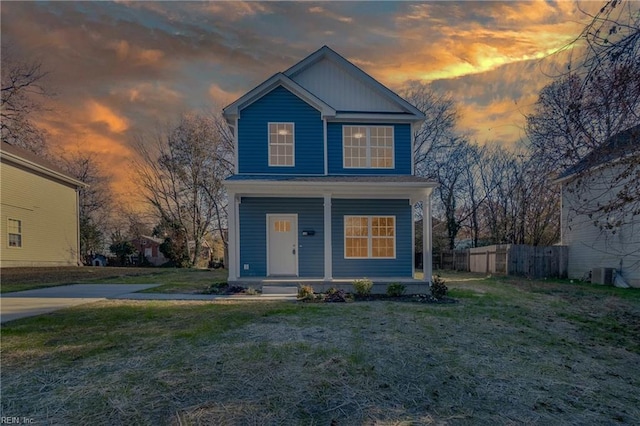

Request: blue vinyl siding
left=239, top=197, right=324, bottom=277
left=332, top=199, right=413, bottom=277
left=238, top=86, right=324, bottom=175
left=327, top=122, right=412, bottom=175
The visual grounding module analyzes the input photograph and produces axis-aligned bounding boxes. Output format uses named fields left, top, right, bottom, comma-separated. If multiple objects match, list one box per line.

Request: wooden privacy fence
left=435, top=245, right=568, bottom=279
left=433, top=250, right=469, bottom=271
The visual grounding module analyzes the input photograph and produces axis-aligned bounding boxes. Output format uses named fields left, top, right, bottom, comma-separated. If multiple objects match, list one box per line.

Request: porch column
left=422, top=192, right=433, bottom=283
left=324, top=193, right=332, bottom=280
left=227, top=191, right=238, bottom=281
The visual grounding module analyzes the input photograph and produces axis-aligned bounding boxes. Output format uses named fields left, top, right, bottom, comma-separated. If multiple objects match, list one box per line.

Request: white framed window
left=7, top=218, right=22, bottom=248
left=268, top=122, right=295, bottom=166
left=344, top=216, right=395, bottom=259
left=343, top=126, right=394, bottom=169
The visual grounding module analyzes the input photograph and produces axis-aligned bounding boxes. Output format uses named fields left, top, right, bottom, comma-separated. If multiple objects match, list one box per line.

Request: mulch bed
left=354, top=294, right=458, bottom=304
left=300, top=292, right=458, bottom=304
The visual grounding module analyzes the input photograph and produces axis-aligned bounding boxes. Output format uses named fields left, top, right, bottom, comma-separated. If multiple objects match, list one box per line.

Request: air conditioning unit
left=592, top=267, right=615, bottom=285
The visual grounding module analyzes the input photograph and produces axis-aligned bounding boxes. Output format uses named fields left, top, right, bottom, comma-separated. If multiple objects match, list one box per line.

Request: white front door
left=267, top=214, right=298, bottom=276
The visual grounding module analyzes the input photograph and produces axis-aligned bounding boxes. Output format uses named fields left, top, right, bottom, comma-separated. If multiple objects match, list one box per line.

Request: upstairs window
left=343, top=126, right=394, bottom=169
left=269, top=122, right=295, bottom=166
left=7, top=218, right=22, bottom=248
left=344, top=216, right=395, bottom=259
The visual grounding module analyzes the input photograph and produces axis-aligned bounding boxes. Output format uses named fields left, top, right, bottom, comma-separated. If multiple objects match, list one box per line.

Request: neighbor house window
left=344, top=216, right=395, bottom=258
left=343, top=126, right=394, bottom=168
left=269, top=122, right=294, bottom=166
left=7, top=218, right=22, bottom=248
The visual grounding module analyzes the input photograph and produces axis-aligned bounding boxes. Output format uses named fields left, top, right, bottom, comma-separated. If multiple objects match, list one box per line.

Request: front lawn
left=1, top=272, right=638, bottom=424
left=0, top=267, right=226, bottom=294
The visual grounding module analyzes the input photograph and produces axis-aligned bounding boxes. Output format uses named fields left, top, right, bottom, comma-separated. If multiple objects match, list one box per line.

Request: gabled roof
left=0, top=142, right=86, bottom=188
left=222, top=72, right=336, bottom=123
left=556, top=124, right=640, bottom=182
left=223, top=46, right=425, bottom=124
left=284, top=46, right=424, bottom=119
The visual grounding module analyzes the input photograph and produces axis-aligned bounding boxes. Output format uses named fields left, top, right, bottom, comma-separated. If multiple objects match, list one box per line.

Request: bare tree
left=404, top=82, right=501, bottom=249
left=401, top=81, right=458, bottom=167
left=527, top=0, right=639, bottom=233
left=133, top=112, right=233, bottom=267
left=1, top=43, right=51, bottom=154
left=58, top=148, right=114, bottom=262
left=477, top=146, right=560, bottom=247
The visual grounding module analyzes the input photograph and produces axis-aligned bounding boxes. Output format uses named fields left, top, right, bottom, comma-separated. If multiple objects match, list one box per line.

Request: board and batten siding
left=290, top=57, right=404, bottom=113
left=562, top=175, right=640, bottom=286
left=237, top=86, right=324, bottom=175
left=326, top=122, right=412, bottom=175
left=332, top=199, right=413, bottom=278
left=0, top=162, right=79, bottom=267
left=238, top=197, right=324, bottom=277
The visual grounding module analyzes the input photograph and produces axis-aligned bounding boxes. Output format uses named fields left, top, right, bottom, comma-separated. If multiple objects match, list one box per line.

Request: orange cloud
left=108, top=40, right=164, bottom=65
left=384, top=1, right=593, bottom=84
left=112, top=83, right=182, bottom=105
left=200, top=1, right=271, bottom=21
left=87, top=101, right=130, bottom=133
left=308, top=5, right=353, bottom=23
left=208, top=84, right=242, bottom=107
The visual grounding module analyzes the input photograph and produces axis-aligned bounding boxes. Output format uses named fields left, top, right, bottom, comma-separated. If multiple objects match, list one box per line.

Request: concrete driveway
left=0, top=284, right=160, bottom=323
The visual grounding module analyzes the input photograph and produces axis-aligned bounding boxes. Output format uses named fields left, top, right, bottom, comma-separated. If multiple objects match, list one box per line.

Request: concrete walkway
left=1, top=284, right=161, bottom=323
left=1, top=284, right=297, bottom=324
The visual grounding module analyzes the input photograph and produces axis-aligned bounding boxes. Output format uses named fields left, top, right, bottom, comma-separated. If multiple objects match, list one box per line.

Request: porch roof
left=226, top=174, right=435, bottom=183
left=225, top=174, right=436, bottom=200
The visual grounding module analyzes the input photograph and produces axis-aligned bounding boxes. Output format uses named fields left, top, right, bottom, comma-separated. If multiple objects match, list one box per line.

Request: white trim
left=225, top=180, right=436, bottom=201
left=223, top=73, right=336, bottom=122
left=235, top=196, right=241, bottom=279
left=411, top=202, right=416, bottom=279
left=266, top=213, right=299, bottom=277
left=76, top=189, right=81, bottom=265
left=422, top=193, right=433, bottom=283
left=7, top=218, right=23, bottom=249
left=344, top=215, right=396, bottom=259
left=267, top=122, right=295, bottom=167
left=329, top=113, right=422, bottom=123
left=342, top=125, right=394, bottom=169
left=324, top=194, right=332, bottom=280
left=234, top=117, right=239, bottom=174
left=227, top=192, right=238, bottom=281
left=0, top=149, right=86, bottom=188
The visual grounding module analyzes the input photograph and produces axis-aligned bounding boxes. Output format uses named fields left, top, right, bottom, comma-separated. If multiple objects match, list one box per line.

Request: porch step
left=262, top=285, right=298, bottom=295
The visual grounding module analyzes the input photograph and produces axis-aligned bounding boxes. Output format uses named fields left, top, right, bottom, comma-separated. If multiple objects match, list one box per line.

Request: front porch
left=225, top=176, right=437, bottom=292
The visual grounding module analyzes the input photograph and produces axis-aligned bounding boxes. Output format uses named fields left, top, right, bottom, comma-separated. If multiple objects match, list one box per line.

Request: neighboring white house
left=557, top=125, right=640, bottom=287
left=1, top=142, right=86, bottom=267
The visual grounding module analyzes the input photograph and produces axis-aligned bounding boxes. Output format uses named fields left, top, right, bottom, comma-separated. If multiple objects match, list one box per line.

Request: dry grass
left=1, top=272, right=639, bottom=425
left=0, top=267, right=226, bottom=294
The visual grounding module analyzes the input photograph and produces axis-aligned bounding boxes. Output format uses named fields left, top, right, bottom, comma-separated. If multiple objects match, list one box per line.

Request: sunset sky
left=1, top=1, right=604, bottom=200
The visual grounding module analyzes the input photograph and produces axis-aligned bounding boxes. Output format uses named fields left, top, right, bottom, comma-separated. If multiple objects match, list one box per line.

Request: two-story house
left=223, top=46, right=436, bottom=294
left=1, top=142, right=86, bottom=267
left=557, top=124, right=640, bottom=287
